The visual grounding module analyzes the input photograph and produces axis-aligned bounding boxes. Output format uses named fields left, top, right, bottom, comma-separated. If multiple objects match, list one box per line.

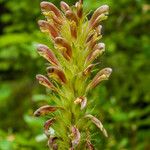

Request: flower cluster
left=34, top=0, right=112, bottom=149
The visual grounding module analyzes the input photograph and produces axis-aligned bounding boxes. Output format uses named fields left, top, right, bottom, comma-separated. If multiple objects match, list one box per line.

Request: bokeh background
left=0, top=0, right=149, bottom=149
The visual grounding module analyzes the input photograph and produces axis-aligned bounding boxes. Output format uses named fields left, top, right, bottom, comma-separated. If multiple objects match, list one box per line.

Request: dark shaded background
left=0, top=0, right=149, bottom=149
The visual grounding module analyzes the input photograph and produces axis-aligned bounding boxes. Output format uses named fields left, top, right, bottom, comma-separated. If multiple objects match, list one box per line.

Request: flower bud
left=90, top=5, right=109, bottom=25
left=86, top=43, right=105, bottom=63
left=55, top=37, right=72, bottom=58
left=85, top=114, right=108, bottom=137
left=34, top=105, right=58, bottom=117
left=87, top=68, right=112, bottom=89
left=38, top=20, right=59, bottom=39
left=47, top=66, right=67, bottom=84
left=40, top=2, right=62, bottom=18
left=65, top=10, right=78, bottom=24
left=60, top=1, right=70, bottom=13
left=36, top=74, right=57, bottom=91
left=44, top=118, right=55, bottom=137
left=90, top=14, right=108, bottom=29
left=37, top=44, right=59, bottom=66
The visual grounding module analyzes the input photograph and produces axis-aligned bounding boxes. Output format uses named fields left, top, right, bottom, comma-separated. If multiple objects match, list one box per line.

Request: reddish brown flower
left=37, top=44, right=59, bottom=66
left=40, top=2, right=62, bottom=18
left=55, top=37, right=72, bottom=59
left=60, top=1, right=70, bottom=13
left=36, top=74, right=57, bottom=91
left=34, top=105, right=59, bottom=117
left=38, top=20, right=59, bottom=39
left=47, top=66, right=67, bottom=84
left=44, top=118, right=55, bottom=137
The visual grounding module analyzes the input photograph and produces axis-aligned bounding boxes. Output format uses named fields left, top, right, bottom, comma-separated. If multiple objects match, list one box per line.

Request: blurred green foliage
left=0, top=0, right=149, bottom=149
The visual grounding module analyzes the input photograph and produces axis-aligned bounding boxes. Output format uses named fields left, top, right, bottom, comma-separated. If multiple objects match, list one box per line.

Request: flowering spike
left=35, top=0, right=112, bottom=149
left=37, top=44, right=59, bottom=66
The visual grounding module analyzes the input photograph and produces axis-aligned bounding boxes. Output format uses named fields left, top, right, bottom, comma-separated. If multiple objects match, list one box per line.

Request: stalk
left=34, top=1, right=112, bottom=149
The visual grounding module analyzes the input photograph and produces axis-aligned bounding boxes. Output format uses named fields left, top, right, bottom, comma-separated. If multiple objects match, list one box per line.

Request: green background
left=0, top=0, right=149, bottom=149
